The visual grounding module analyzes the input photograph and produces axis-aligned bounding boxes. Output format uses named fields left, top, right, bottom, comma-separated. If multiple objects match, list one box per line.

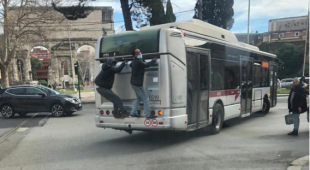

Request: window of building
left=102, top=10, right=111, bottom=21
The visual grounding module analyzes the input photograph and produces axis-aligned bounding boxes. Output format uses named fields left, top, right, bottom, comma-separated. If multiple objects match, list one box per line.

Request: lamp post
left=67, top=21, right=76, bottom=91
left=247, top=0, right=251, bottom=44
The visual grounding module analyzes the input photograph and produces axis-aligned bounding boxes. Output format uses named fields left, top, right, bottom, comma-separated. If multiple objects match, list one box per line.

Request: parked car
left=295, top=77, right=309, bottom=84
left=277, top=79, right=281, bottom=88
left=280, top=78, right=294, bottom=88
left=0, top=85, right=82, bottom=118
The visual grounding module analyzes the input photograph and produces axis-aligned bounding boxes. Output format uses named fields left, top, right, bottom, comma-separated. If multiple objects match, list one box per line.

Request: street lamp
left=67, top=21, right=76, bottom=91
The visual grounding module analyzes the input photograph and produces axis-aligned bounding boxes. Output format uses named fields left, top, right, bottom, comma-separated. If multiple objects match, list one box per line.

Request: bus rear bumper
left=95, top=108, right=188, bottom=131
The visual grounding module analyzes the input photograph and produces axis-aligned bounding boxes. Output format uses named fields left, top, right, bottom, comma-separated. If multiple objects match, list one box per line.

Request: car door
left=24, top=87, right=47, bottom=112
left=6, top=88, right=28, bottom=112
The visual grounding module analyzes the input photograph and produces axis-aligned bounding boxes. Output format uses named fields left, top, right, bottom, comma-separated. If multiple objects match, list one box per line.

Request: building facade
left=263, top=16, right=308, bottom=42
left=7, top=6, right=114, bottom=87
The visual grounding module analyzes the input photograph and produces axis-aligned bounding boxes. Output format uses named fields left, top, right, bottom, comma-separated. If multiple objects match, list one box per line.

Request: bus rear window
left=100, top=29, right=159, bottom=57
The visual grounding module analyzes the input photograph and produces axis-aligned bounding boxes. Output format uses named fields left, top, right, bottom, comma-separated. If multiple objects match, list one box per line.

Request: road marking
left=0, top=113, right=39, bottom=144
left=16, top=128, right=29, bottom=132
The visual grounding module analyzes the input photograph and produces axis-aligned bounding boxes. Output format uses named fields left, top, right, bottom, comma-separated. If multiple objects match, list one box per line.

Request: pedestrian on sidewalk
left=95, top=57, right=129, bottom=118
left=129, top=49, right=157, bottom=118
left=287, top=78, right=308, bottom=135
left=299, top=76, right=309, bottom=122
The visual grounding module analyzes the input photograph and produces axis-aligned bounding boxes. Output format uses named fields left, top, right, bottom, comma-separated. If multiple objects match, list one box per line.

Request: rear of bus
left=94, top=28, right=189, bottom=132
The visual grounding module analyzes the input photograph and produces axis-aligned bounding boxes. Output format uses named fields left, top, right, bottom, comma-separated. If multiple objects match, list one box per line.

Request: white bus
left=94, top=19, right=278, bottom=134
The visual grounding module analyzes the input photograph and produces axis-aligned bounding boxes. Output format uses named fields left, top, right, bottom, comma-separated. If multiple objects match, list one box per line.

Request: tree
left=193, top=0, right=234, bottom=30
left=276, top=43, right=304, bottom=79
left=52, top=1, right=93, bottom=20
left=77, top=51, right=94, bottom=84
left=30, top=57, right=43, bottom=80
left=0, top=0, right=63, bottom=87
left=165, top=0, right=176, bottom=23
left=132, top=0, right=176, bottom=28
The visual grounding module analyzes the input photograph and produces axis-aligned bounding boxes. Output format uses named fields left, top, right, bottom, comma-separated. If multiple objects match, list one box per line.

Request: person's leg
left=137, top=86, right=150, bottom=118
left=96, top=88, right=126, bottom=117
left=292, top=113, right=300, bottom=132
left=130, top=85, right=142, bottom=116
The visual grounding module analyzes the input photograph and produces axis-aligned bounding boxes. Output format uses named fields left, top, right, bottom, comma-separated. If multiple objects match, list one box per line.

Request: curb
left=287, top=155, right=309, bottom=170
left=81, top=100, right=95, bottom=104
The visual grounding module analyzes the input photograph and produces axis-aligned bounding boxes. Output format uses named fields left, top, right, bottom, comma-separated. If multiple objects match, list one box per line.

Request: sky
left=89, top=0, right=309, bottom=33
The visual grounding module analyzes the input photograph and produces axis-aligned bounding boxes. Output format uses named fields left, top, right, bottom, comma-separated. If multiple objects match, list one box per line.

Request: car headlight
left=65, top=98, right=76, bottom=103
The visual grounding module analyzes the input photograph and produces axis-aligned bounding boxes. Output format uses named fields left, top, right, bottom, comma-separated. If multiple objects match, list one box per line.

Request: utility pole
left=198, top=0, right=202, bottom=20
left=247, top=0, right=251, bottom=44
left=67, top=21, right=76, bottom=91
left=302, top=1, right=309, bottom=76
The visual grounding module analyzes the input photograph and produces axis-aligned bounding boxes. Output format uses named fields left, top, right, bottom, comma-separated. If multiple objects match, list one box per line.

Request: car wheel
left=51, top=104, right=65, bottom=117
left=1, top=105, right=15, bottom=118
left=210, top=103, right=224, bottom=134
left=262, top=98, right=270, bottom=114
left=18, top=113, right=28, bottom=117
left=65, top=111, right=74, bottom=116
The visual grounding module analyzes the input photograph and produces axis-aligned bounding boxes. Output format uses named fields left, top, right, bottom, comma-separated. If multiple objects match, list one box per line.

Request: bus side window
left=211, top=59, right=225, bottom=90
left=200, top=54, right=208, bottom=90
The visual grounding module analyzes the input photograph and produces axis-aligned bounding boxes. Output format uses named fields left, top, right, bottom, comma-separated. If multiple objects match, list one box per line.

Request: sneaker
left=145, top=115, right=157, bottom=119
left=121, top=110, right=130, bottom=118
left=129, top=114, right=141, bottom=118
left=287, top=131, right=298, bottom=136
left=112, top=110, right=122, bottom=119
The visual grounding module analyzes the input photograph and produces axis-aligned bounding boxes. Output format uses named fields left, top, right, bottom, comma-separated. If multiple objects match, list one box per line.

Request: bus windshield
left=100, top=29, right=160, bottom=57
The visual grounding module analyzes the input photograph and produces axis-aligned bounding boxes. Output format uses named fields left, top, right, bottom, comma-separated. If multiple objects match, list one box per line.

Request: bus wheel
left=210, top=103, right=224, bottom=134
left=262, top=99, right=270, bottom=114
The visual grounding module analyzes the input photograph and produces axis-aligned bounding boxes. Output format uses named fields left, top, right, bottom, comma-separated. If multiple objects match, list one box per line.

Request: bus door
left=270, top=63, right=278, bottom=107
left=186, top=48, right=210, bottom=129
left=240, top=56, right=253, bottom=116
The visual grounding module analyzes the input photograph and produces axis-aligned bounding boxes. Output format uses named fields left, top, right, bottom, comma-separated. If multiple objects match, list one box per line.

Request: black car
left=0, top=85, right=82, bottom=118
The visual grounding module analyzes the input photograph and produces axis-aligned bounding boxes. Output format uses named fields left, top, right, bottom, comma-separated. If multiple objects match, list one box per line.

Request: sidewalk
left=287, top=155, right=309, bottom=170
left=71, top=92, right=95, bottom=104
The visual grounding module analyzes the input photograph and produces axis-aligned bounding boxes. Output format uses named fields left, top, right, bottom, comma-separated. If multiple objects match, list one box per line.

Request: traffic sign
left=151, top=119, right=158, bottom=127
left=144, top=119, right=151, bottom=127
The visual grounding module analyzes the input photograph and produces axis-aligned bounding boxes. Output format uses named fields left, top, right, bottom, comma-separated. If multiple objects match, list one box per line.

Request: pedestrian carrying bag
left=285, top=113, right=294, bottom=125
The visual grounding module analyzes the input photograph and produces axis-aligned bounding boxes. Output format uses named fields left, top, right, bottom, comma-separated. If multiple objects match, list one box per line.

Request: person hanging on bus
left=129, top=49, right=157, bottom=118
left=94, top=57, right=129, bottom=119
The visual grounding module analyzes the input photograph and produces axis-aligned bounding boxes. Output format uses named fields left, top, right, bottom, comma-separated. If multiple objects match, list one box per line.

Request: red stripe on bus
left=210, top=89, right=240, bottom=100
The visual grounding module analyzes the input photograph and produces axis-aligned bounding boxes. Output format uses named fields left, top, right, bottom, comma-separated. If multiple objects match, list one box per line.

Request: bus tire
left=262, top=98, right=270, bottom=114
left=210, top=103, right=224, bottom=134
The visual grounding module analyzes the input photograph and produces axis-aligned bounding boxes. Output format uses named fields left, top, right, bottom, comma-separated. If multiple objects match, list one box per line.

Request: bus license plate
left=149, top=95, right=159, bottom=100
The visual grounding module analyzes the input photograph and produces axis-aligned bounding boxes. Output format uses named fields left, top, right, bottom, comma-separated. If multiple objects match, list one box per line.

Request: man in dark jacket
left=95, top=57, right=129, bottom=118
left=130, top=49, right=157, bottom=118
left=287, top=78, right=308, bottom=135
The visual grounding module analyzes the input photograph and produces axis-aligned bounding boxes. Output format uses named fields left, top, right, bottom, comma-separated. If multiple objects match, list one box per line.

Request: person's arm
left=111, top=62, right=125, bottom=73
left=142, top=58, right=157, bottom=68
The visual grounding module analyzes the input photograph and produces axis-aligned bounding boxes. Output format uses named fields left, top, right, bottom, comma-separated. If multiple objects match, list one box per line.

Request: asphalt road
left=0, top=97, right=308, bottom=170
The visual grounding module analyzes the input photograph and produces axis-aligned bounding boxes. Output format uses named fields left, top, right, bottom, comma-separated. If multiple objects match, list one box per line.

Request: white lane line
left=0, top=113, right=39, bottom=144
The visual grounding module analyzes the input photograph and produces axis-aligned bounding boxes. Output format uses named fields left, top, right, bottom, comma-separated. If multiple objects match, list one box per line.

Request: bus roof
left=141, top=19, right=277, bottom=59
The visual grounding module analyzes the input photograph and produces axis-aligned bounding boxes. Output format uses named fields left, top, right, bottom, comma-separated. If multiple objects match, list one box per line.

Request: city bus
left=94, top=19, right=278, bottom=134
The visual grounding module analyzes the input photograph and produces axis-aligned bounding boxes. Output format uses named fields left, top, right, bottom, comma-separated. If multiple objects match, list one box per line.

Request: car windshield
left=37, top=87, right=60, bottom=95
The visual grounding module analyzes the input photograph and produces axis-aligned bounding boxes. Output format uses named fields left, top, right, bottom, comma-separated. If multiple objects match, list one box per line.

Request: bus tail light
left=158, top=110, right=163, bottom=116
left=151, top=110, right=155, bottom=116
left=106, top=110, right=110, bottom=115
left=100, top=110, right=104, bottom=115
